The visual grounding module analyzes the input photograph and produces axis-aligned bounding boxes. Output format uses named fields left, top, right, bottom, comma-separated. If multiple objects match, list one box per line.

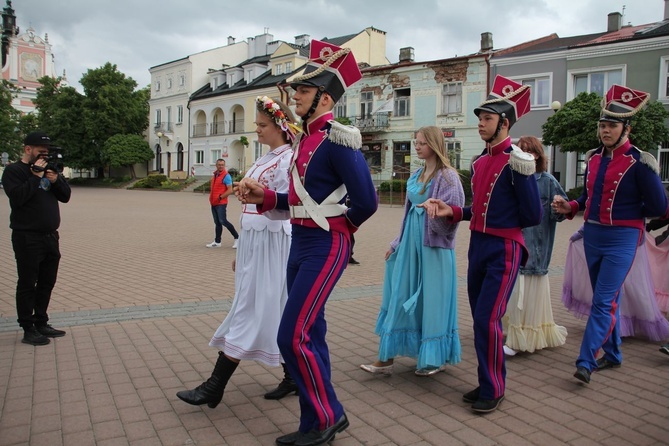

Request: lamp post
left=549, top=101, right=562, bottom=177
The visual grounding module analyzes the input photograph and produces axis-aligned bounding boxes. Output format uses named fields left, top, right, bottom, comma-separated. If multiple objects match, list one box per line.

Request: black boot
left=176, top=352, right=238, bottom=408
left=264, top=363, right=299, bottom=400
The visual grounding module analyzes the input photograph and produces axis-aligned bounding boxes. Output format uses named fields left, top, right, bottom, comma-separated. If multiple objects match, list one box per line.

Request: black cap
left=24, top=131, right=51, bottom=146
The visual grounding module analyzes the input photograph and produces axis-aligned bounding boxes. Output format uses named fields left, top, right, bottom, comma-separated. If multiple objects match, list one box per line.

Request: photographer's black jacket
left=2, top=161, right=71, bottom=233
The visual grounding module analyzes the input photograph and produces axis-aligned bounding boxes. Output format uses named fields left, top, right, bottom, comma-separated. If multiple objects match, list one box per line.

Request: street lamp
left=551, top=100, right=562, bottom=113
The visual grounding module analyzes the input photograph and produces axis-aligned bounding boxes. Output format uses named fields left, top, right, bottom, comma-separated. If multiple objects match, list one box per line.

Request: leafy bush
left=194, top=182, right=210, bottom=192
left=457, top=169, right=473, bottom=205
left=566, top=186, right=584, bottom=201
left=132, top=174, right=168, bottom=189
left=160, top=180, right=183, bottom=191
left=379, top=180, right=407, bottom=192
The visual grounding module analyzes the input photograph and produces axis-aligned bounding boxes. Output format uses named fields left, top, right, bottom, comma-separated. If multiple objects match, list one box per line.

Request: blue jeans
left=211, top=205, right=238, bottom=243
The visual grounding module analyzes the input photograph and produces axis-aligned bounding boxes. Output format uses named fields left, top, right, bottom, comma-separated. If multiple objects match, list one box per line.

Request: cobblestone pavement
left=0, top=187, right=667, bottom=446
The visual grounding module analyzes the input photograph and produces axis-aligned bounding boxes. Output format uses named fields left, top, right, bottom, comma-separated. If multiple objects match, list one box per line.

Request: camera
left=31, top=146, right=64, bottom=173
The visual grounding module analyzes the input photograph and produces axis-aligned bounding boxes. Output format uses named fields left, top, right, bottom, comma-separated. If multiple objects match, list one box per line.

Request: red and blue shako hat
left=599, top=84, right=650, bottom=125
left=290, top=39, right=362, bottom=103
left=474, top=75, right=531, bottom=129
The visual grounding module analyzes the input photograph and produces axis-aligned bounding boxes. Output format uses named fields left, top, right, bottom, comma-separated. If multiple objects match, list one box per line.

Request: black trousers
left=11, top=231, right=61, bottom=329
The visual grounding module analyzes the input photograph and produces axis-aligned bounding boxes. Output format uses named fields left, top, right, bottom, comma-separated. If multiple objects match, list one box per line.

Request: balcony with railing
left=154, top=122, right=174, bottom=133
left=192, top=123, right=207, bottom=137
left=351, top=113, right=390, bottom=132
left=210, top=122, right=226, bottom=135
left=229, top=119, right=245, bottom=134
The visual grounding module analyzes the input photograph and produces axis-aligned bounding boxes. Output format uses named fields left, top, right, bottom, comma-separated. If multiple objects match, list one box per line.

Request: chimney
left=665, top=0, right=669, bottom=20
left=294, top=34, right=310, bottom=46
left=227, top=36, right=235, bottom=45
left=399, top=47, right=414, bottom=63
left=608, top=12, right=622, bottom=32
left=480, top=32, right=493, bottom=52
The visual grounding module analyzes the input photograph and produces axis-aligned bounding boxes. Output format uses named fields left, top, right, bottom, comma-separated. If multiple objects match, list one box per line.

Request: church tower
left=1, top=0, right=58, bottom=113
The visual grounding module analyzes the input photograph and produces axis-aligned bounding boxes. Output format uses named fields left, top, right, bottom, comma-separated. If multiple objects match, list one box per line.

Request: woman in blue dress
left=361, top=126, right=465, bottom=376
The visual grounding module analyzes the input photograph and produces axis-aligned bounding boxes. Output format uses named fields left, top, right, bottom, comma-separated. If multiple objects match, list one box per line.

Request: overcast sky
left=10, top=0, right=666, bottom=91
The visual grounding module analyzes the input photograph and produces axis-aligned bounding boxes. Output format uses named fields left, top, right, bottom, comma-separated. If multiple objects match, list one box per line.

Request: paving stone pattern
left=0, top=187, right=667, bottom=445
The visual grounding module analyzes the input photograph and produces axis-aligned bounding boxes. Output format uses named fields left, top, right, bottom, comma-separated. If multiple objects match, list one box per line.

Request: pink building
left=1, top=0, right=60, bottom=114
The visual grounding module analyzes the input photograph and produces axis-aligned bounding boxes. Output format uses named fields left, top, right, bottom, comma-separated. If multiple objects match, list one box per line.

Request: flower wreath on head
left=256, top=96, right=301, bottom=142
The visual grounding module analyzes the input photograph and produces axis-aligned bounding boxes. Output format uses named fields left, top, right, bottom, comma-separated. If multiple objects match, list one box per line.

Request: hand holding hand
left=234, top=178, right=265, bottom=204
left=417, top=198, right=453, bottom=219
left=551, top=195, right=571, bottom=214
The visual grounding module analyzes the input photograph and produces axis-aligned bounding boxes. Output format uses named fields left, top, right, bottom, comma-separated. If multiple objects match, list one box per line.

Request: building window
left=394, top=88, right=411, bottom=117
left=393, top=141, right=411, bottom=180
left=211, top=149, right=221, bottom=164
left=254, top=141, right=262, bottom=161
left=446, top=141, right=461, bottom=169
left=441, top=83, right=462, bottom=114
left=285, top=61, right=292, bottom=73
left=275, top=63, right=283, bottom=75
left=520, top=76, right=550, bottom=108
left=167, top=78, right=172, bottom=89
left=246, top=69, right=253, bottom=83
left=177, top=105, right=183, bottom=124
left=334, top=94, right=347, bottom=119
left=360, top=91, right=373, bottom=117
left=195, top=150, right=204, bottom=164
left=155, top=80, right=160, bottom=91
left=658, top=141, right=669, bottom=181
left=154, top=109, right=161, bottom=128
left=660, top=56, right=669, bottom=101
left=572, top=68, right=623, bottom=97
left=166, top=107, right=171, bottom=131
left=212, top=78, right=218, bottom=90
left=179, top=75, right=185, bottom=86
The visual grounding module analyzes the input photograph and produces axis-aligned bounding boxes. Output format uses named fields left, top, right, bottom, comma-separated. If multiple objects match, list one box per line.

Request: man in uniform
left=237, top=40, right=378, bottom=445
left=422, top=75, right=542, bottom=413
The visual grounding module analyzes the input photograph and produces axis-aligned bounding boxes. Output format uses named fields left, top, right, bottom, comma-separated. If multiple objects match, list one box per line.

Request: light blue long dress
left=375, top=172, right=461, bottom=369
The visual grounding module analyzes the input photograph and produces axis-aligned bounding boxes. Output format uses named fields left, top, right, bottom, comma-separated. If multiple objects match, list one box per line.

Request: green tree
left=0, top=80, right=24, bottom=160
left=101, top=134, right=154, bottom=178
left=33, top=76, right=88, bottom=168
left=33, top=64, right=149, bottom=176
left=542, top=92, right=601, bottom=153
left=543, top=91, right=669, bottom=153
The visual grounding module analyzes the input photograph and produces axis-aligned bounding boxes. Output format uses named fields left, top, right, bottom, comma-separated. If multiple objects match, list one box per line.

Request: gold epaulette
left=327, top=120, right=361, bottom=150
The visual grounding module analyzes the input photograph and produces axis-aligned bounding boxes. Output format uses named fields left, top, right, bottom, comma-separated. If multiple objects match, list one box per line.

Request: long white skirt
left=209, top=227, right=290, bottom=366
left=505, top=274, right=568, bottom=352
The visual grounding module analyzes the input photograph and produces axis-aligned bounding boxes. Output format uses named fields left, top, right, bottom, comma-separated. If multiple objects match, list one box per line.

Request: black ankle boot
left=176, top=352, right=238, bottom=408
left=264, top=363, right=299, bottom=400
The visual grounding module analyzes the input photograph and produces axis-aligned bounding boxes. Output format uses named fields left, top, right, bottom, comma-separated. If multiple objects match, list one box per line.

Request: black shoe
left=294, top=414, right=349, bottom=446
left=22, top=327, right=50, bottom=346
left=462, top=387, right=480, bottom=404
left=276, top=431, right=302, bottom=446
left=659, top=343, right=669, bottom=356
left=471, top=396, right=504, bottom=413
left=264, top=377, right=299, bottom=400
left=573, top=367, right=591, bottom=384
left=36, top=324, right=66, bottom=338
left=348, top=257, right=360, bottom=265
left=596, top=357, right=621, bottom=371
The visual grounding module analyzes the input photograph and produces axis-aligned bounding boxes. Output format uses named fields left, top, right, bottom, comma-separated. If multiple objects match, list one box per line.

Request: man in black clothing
left=2, top=131, right=71, bottom=345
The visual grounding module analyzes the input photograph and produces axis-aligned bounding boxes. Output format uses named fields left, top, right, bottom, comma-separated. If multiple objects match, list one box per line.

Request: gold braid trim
left=479, top=84, right=530, bottom=106
left=292, top=48, right=351, bottom=83
left=601, top=94, right=650, bottom=119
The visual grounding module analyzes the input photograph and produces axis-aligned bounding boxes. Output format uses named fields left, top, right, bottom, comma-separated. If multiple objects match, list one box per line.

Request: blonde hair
left=416, top=126, right=454, bottom=193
